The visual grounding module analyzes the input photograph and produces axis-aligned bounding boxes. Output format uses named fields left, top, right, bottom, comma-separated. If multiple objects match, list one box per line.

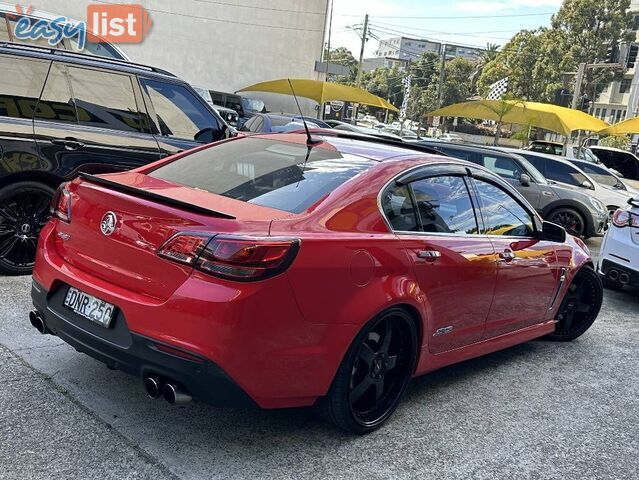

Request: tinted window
left=68, top=67, right=143, bottom=132
left=149, top=138, right=375, bottom=213
left=521, top=154, right=545, bottom=175
left=0, top=54, right=49, bottom=119
left=474, top=179, right=534, bottom=237
left=34, top=63, right=78, bottom=123
left=436, top=147, right=481, bottom=164
left=142, top=79, right=221, bottom=142
left=596, top=150, right=639, bottom=180
left=482, top=155, right=524, bottom=180
left=382, top=184, right=419, bottom=232
left=410, top=176, right=478, bottom=234
left=577, top=162, right=620, bottom=188
left=546, top=160, right=589, bottom=187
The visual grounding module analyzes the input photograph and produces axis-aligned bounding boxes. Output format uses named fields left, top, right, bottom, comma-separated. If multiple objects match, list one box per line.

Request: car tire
left=316, top=308, right=417, bottom=434
left=0, top=181, right=55, bottom=275
left=547, top=207, right=586, bottom=237
left=546, top=266, right=603, bottom=342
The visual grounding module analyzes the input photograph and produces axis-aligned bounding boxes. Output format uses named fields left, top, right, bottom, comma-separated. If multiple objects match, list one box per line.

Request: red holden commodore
left=31, top=132, right=603, bottom=434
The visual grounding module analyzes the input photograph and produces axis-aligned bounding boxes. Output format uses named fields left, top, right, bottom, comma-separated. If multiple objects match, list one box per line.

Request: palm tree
left=471, top=43, right=500, bottom=94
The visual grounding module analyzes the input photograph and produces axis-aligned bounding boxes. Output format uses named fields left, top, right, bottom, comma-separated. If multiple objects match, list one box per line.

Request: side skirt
left=414, top=320, right=557, bottom=375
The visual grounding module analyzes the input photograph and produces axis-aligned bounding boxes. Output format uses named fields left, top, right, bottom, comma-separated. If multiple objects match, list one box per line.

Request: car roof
left=589, top=145, right=631, bottom=153
left=0, top=42, right=178, bottom=81
left=531, top=140, right=563, bottom=146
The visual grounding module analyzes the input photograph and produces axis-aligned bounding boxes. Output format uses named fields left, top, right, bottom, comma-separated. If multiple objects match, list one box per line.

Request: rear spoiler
left=78, top=173, right=236, bottom=220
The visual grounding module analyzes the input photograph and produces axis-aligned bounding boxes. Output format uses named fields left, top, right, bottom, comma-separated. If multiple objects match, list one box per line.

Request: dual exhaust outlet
left=144, top=375, right=192, bottom=405
left=608, top=269, right=631, bottom=285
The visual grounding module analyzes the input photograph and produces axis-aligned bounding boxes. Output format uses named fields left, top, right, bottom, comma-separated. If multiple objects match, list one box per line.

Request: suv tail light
left=51, top=183, right=71, bottom=223
left=611, top=209, right=639, bottom=228
left=157, top=234, right=300, bottom=281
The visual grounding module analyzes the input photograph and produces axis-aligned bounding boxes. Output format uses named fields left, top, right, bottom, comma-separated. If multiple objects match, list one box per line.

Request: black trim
left=395, top=164, right=467, bottom=185
left=31, top=281, right=256, bottom=408
left=78, top=173, right=236, bottom=219
left=600, top=259, right=639, bottom=287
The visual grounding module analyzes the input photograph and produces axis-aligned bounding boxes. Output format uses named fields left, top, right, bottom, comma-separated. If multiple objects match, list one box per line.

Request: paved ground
left=1, top=238, right=638, bottom=480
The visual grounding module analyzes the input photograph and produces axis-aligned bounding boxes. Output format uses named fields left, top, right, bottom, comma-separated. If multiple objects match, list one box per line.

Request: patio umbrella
left=598, top=117, right=639, bottom=136
left=237, top=78, right=400, bottom=112
left=428, top=100, right=609, bottom=137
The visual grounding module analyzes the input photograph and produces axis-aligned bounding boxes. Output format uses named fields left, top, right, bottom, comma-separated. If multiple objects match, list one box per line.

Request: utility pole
left=571, top=62, right=587, bottom=110
left=437, top=43, right=446, bottom=108
left=321, top=0, right=334, bottom=120
left=352, top=14, right=368, bottom=123
left=625, top=65, right=639, bottom=119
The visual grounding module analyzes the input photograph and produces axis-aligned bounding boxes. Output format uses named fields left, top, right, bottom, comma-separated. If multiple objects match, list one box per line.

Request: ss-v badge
left=57, top=232, right=70, bottom=241
left=433, top=326, right=454, bottom=336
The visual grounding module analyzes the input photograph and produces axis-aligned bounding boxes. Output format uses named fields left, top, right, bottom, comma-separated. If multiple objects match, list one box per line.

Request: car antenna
left=287, top=78, right=322, bottom=146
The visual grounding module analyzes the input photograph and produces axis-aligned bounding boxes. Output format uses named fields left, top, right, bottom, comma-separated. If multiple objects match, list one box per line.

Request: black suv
left=0, top=43, right=233, bottom=274
left=414, top=140, right=608, bottom=238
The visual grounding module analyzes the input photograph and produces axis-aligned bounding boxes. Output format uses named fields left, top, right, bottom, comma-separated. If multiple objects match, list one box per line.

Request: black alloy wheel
left=317, top=308, right=417, bottom=434
left=0, top=181, right=55, bottom=275
left=548, top=208, right=586, bottom=237
left=546, top=266, right=603, bottom=342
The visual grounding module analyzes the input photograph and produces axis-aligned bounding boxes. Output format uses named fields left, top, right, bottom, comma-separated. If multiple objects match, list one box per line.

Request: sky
left=328, top=0, right=564, bottom=57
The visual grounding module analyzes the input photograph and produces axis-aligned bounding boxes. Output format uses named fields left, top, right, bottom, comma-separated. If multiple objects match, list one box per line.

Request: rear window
left=149, top=138, right=376, bottom=213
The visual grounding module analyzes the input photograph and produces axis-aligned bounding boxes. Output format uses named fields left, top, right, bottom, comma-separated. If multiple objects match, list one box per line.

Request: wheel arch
left=0, top=171, right=64, bottom=191
left=542, top=199, right=594, bottom=234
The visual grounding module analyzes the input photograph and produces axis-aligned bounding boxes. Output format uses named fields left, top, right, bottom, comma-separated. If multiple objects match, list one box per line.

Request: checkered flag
left=399, top=74, right=412, bottom=121
left=487, top=77, right=508, bottom=100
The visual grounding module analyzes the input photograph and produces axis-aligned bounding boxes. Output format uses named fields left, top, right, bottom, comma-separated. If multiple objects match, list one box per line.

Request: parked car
left=208, top=90, right=266, bottom=126
left=598, top=198, right=639, bottom=290
left=514, top=149, right=633, bottom=216
left=192, top=87, right=239, bottom=127
left=240, top=113, right=330, bottom=133
left=0, top=43, right=233, bottom=274
left=589, top=146, right=639, bottom=187
left=524, top=140, right=600, bottom=163
left=31, top=131, right=602, bottom=434
left=437, top=133, right=464, bottom=143
left=326, top=121, right=403, bottom=141
left=0, top=3, right=129, bottom=60
left=415, top=140, right=608, bottom=237
left=567, top=158, right=639, bottom=196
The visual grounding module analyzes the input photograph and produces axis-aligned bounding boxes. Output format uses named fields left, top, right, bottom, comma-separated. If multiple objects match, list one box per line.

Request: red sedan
left=30, top=132, right=603, bottom=434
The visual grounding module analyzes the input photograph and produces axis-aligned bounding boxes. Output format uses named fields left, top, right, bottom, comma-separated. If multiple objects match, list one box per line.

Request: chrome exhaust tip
left=619, top=273, right=630, bottom=285
left=144, top=376, right=163, bottom=399
left=163, top=383, right=192, bottom=405
left=608, top=269, right=620, bottom=281
left=29, top=311, right=49, bottom=335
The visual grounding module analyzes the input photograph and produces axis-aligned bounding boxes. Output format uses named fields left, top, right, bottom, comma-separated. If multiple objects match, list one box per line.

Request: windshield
left=580, top=148, right=599, bottom=163
left=576, top=162, right=622, bottom=188
left=149, top=138, right=375, bottom=213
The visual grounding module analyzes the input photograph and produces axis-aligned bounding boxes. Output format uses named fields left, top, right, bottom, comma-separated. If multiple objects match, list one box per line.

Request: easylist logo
left=87, top=4, right=152, bottom=43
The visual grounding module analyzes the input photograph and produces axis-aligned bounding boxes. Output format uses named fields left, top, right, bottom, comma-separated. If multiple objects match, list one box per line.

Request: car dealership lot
left=1, top=238, right=638, bottom=480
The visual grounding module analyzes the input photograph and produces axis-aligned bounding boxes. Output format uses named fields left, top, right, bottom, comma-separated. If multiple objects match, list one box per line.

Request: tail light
left=51, top=182, right=71, bottom=223
left=157, top=234, right=300, bottom=281
left=611, top=209, right=639, bottom=228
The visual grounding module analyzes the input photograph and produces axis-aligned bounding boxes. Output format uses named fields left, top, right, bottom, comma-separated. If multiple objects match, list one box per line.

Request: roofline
left=0, top=42, right=176, bottom=77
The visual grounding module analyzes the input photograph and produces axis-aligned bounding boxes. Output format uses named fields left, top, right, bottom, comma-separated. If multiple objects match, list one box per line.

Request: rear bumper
left=599, top=259, right=639, bottom=287
left=31, top=280, right=256, bottom=407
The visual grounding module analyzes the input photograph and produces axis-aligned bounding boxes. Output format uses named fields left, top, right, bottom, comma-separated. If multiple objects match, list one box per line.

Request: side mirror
left=194, top=127, right=218, bottom=143
left=580, top=180, right=594, bottom=190
left=519, top=173, right=531, bottom=186
left=540, top=221, right=567, bottom=243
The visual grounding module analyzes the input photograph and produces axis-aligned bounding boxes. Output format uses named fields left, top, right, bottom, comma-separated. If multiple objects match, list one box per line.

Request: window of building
left=601, top=108, right=607, bottom=119
left=616, top=109, right=624, bottom=123
left=620, top=79, right=632, bottom=94
left=594, top=107, right=601, bottom=118
left=633, top=15, right=639, bottom=31
left=610, top=109, right=616, bottom=122
left=68, top=67, right=143, bottom=133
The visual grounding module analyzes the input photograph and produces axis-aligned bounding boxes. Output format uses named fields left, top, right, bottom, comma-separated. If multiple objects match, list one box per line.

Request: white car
left=598, top=198, right=639, bottom=290
left=438, top=133, right=464, bottom=143
left=516, top=150, right=634, bottom=216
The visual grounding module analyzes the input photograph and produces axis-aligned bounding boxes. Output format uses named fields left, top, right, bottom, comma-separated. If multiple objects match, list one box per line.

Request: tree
left=471, top=43, right=500, bottom=94
left=552, top=0, right=633, bottom=102
left=324, top=47, right=358, bottom=84
left=440, top=57, right=474, bottom=106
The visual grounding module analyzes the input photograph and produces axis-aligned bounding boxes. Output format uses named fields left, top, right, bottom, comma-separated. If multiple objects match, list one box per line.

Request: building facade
left=373, top=35, right=484, bottom=63
left=8, top=0, right=329, bottom=114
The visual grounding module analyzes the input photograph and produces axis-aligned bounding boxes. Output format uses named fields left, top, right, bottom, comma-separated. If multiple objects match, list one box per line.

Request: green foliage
left=325, top=47, right=358, bottom=84
left=599, top=135, right=631, bottom=150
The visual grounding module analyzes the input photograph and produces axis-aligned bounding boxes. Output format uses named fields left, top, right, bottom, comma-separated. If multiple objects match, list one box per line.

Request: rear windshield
left=149, top=138, right=376, bottom=213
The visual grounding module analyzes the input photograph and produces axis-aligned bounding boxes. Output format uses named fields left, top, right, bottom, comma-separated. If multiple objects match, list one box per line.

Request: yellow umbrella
left=598, top=117, right=639, bottom=135
left=428, top=100, right=609, bottom=136
left=238, top=78, right=400, bottom=112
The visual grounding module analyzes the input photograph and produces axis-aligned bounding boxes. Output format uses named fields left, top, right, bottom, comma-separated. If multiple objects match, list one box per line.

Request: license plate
left=63, top=287, right=115, bottom=328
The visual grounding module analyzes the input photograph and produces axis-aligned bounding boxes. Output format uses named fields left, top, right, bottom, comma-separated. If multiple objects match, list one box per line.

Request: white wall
left=24, top=0, right=329, bottom=115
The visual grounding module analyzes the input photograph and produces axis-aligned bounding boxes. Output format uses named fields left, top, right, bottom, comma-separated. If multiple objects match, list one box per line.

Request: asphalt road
left=1, top=238, right=638, bottom=480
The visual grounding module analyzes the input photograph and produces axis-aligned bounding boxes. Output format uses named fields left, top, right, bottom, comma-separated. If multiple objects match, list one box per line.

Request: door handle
left=51, top=138, right=84, bottom=150
left=416, top=250, right=441, bottom=262
left=499, top=250, right=516, bottom=262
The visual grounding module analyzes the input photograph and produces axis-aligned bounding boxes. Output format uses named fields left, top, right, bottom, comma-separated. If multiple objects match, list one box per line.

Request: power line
left=334, top=12, right=556, bottom=19
left=370, top=23, right=514, bottom=42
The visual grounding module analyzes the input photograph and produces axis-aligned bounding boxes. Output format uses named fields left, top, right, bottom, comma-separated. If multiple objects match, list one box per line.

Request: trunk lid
left=54, top=172, right=285, bottom=299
